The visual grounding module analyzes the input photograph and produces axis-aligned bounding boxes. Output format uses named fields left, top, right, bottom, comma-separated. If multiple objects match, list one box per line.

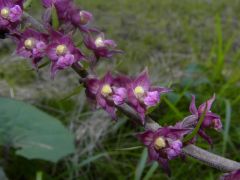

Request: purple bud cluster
left=1, top=0, right=224, bottom=175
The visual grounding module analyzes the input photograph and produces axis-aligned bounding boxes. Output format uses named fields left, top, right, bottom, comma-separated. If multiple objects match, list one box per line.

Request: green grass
left=1, top=0, right=240, bottom=179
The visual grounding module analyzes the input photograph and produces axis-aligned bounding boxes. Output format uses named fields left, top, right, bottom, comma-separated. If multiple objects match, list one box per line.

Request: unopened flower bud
left=79, top=10, right=92, bottom=25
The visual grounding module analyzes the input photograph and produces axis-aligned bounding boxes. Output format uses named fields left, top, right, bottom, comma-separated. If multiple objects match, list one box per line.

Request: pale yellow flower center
left=154, top=137, right=166, bottom=150
left=24, top=38, right=35, bottom=49
left=56, top=44, right=67, bottom=55
left=134, top=86, right=145, bottom=98
left=1, top=8, right=10, bottom=19
left=101, top=84, right=112, bottom=96
left=95, top=37, right=104, bottom=48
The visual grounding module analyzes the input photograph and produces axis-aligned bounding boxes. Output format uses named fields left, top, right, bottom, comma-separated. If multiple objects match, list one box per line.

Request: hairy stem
left=23, top=12, right=240, bottom=172
left=183, top=145, right=240, bottom=172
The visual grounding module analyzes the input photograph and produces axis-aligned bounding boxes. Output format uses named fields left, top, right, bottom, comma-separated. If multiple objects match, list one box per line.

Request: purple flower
left=189, top=95, right=222, bottom=144
left=41, top=0, right=73, bottom=23
left=15, top=28, right=48, bottom=68
left=220, top=169, right=240, bottom=180
left=126, top=70, right=171, bottom=124
left=83, top=32, right=122, bottom=61
left=0, top=0, right=23, bottom=30
left=137, top=127, right=191, bottom=175
left=41, top=0, right=72, bottom=10
left=46, top=31, right=84, bottom=77
left=112, top=87, right=127, bottom=105
left=177, top=95, right=222, bottom=144
left=42, top=0, right=94, bottom=33
left=85, top=72, right=127, bottom=119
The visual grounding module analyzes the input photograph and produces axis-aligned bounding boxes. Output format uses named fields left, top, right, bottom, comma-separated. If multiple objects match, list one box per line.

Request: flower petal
left=202, top=112, right=222, bottom=131
left=112, top=87, right=127, bottom=105
left=144, top=91, right=160, bottom=107
left=198, top=94, right=216, bottom=113
left=198, top=129, right=213, bottom=145
left=189, top=95, right=198, bottom=115
left=133, top=69, right=150, bottom=90
left=137, top=130, right=154, bottom=146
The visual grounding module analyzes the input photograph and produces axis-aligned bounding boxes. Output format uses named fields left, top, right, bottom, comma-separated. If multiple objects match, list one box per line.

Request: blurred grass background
left=1, top=0, right=240, bottom=179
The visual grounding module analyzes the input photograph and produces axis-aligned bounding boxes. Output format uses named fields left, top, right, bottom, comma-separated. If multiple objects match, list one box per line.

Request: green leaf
left=183, top=103, right=207, bottom=143
left=213, top=15, right=223, bottom=79
left=135, top=148, right=148, bottom=180
left=36, top=171, right=43, bottom=180
left=163, top=97, right=183, bottom=119
left=37, top=60, right=51, bottom=70
left=78, top=153, right=108, bottom=168
left=143, top=162, right=158, bottom=180
left=0, top=97, right=75, bottom=162
left=52, top=6, right=59, bottom=30
left=23, top=0, right=32, bottom=9
left=116, top=146, right=142, bottom=151
left=146, top=102, right=160, bottom=114
left=61, top=85, right=83, bottom=101
left=222, top=99, right=231, bottom=155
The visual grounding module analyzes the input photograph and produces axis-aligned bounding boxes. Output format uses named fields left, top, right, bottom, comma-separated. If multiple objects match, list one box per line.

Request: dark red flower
left=126, top=70, right=171, bottom=124
left=176, top=95, right=222, bottom=144
left=137, top=126, right=191, bottom=175
left=0, top=0, right=24, bottom=30
left=15, top=28, right=48, bottom=68
left=85, top=72, right=127, bottom=119
left=41, top=0, right=73, bottom=24
left=83, top=32, right=122, bottom=61
left=46, top=31, right=84, bottom=77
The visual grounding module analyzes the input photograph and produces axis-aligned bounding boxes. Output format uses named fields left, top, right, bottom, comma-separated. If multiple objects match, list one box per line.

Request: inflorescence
left=1, top=0, right=237, bottom=178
